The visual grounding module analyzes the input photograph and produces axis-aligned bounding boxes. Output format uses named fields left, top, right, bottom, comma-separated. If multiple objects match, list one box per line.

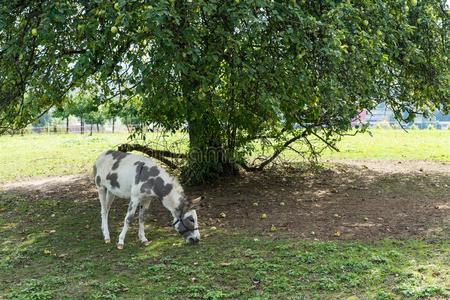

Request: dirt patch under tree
left=1, top=160, right=449, bottom=241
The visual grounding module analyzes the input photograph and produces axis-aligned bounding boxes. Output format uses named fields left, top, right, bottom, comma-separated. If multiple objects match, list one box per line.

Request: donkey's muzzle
left=188, top=237, right=200, bottom=245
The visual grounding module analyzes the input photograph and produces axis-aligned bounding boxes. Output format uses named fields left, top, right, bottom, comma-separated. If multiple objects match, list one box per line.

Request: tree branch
left=117, top=143, right=187, bottom=170
left=310, top=131, right=340, bottom=152
left=240, top=130, right=309, bottom=171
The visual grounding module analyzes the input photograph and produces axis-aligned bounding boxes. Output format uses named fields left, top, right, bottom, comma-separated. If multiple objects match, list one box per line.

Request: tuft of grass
left=0, top=193, right=449, bottom=299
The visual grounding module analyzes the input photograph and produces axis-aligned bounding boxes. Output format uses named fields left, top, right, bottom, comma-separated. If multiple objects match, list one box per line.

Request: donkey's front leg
left=138, top=199, right=151, bottom=246
left=117, top=197, right=139, bottom=249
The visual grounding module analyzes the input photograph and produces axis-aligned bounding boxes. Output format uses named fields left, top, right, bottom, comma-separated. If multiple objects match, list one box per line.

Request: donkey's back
left=94, top=150, right=170, bottom=199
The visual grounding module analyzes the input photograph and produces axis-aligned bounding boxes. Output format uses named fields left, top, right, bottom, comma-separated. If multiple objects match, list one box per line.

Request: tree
left=69, top=90, right=101, bottom=134
left=104, top=100, right=120, bottom=133
left=52, top=101, right=73, bottom=133
left=0, top=0, right=448, bottom=183
left=85, top=107, right=107, bottom=135
left=116, top=96, right=143, bottom=133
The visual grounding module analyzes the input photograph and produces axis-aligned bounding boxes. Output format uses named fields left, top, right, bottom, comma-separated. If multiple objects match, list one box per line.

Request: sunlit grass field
left=320, top=129, right=450, bottom=162
left=0, top=129, right=449, bottom=182
left=0, top=133, right=129, bottom=182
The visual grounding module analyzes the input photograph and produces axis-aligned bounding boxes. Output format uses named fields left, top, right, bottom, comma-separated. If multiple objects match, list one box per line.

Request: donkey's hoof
left=117, top=244, right=124, bottom=250
left=142, top=240, right=151, bottom=246
left=105, top=239, right=111, bottom=244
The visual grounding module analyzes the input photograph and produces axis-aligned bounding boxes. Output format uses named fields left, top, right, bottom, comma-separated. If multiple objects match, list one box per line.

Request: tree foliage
left=0, top=0, right=449, bottom=182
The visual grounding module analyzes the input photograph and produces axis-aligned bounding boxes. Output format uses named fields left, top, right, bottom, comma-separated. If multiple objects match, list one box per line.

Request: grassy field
left=0, top=129, right=449, bottom=182
left=320, top=129, right=450, bottom=162
left=0, top=130, right=449, bottom=299
left=0, top=133, right=129, bottom=182
left=0, top=194, right=448, bottom=299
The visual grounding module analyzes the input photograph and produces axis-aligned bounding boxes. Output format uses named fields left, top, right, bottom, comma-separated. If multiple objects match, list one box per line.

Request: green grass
left=0, top=132, right=190, bottom=183
left=1, top=129, right=449, bottom=182
left=0, top=193, right=448, bottom=299
left=320, top=129, right=450, bottom=162
left=1, top=130, right=449, bottom=299
left=0, top=133, right=129, bottom=182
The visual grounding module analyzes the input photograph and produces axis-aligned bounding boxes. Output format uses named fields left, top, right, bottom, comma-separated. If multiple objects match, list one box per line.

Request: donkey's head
left=173, top=196, right=203, bottom=245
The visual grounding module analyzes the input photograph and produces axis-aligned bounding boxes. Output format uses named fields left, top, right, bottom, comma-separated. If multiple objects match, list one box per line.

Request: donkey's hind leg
left=117, top=196, right=139, bottom=249
left=97, top=187, right=111, bottom=243
left=138, top=198, right=152, bottom=246
left=102, top=191, right=115, bottom=243
left=106, top=191, right=115, bottom=213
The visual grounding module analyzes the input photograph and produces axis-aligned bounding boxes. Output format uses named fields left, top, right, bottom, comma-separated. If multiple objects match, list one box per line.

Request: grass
left=0, top=129, right=449, bottom=299
left=320, top=129, right=450, bottom=162
left=0, top=129, right=449, bottom=183
left=0, top=193, right=448, bottom=299
left=0, top=133, right=129, bottom=182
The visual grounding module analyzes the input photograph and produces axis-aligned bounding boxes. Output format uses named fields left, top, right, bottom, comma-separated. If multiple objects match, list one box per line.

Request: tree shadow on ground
left=1, top=161, right=449, bottom=241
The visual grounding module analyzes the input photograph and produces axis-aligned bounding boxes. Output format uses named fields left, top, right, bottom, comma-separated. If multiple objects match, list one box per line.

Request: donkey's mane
left=171, top=176, right=184, bottom=197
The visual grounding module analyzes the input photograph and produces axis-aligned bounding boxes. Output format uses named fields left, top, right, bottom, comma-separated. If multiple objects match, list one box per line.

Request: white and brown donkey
left=94, top=150, right=202, bottom=249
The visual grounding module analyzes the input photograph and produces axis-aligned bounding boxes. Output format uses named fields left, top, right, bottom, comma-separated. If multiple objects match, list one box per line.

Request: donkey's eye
left=183, top=216, right=195, bottom=229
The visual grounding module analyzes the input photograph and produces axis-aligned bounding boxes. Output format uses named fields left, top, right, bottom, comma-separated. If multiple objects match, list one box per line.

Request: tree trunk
left=180, top=90, right=238, bottom=184
left=80, top=117, right=84, bottom=134
left=96, top=123, right=99, bottom=133
left=66, top=117, right=69, bottom=133
left=90, top=123, right=93, bottom=136
left=181, top=119, right=239, bottom=184
left=112, top=118, right=115, bottom=133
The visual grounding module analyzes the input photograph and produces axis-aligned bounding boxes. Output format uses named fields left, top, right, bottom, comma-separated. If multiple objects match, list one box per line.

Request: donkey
left=94, top=150, right=202, bottom=249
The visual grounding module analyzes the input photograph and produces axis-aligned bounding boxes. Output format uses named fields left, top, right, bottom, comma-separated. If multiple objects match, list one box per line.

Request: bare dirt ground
left=1, top=160, right=449, bottom=241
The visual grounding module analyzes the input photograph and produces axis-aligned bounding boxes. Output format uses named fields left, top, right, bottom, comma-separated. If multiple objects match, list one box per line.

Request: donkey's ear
left=189, top=196, right=204, bottom=209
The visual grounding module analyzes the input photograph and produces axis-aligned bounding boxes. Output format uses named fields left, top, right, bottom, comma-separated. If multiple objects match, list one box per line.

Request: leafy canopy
left=0, top=0, right=449, bottom=180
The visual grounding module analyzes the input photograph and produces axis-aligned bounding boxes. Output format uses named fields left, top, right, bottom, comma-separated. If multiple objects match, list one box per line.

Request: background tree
left=116, top=96, right=143, bottom=133
left=0, top=0, right=448, bottom=183
left=85, top=106, right=107, bottom=135
left=105, top=100, right=120, bottom=133
left=66, top=89, right=99, bottom=134
left=52, top=101, right=74, bottom=133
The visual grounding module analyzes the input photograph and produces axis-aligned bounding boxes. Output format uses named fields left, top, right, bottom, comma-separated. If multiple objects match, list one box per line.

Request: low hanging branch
left=240, top=130, right=310, bottom=172
left=118, top=128, right=335, bottom=173
left=117, top=143, right=186, bottom=170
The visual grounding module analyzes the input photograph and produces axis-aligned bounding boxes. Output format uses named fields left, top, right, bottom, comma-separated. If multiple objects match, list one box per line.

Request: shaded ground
left=2, top=160, right=449, bottom=242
